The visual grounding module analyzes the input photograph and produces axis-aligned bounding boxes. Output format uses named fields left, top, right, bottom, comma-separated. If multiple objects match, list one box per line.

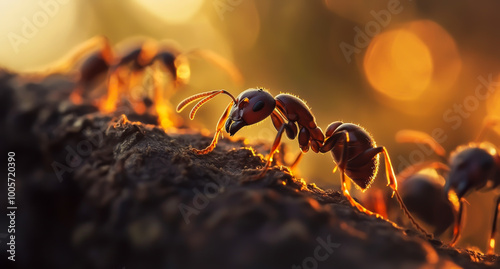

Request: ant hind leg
left=378, top=146, right=432, bottom=237
left=334, top=131, right=381, bottom=217
left=192, top=101, right=234, bottom=155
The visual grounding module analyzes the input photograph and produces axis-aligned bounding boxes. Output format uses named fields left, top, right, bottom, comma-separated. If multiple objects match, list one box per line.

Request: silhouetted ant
left=387, top=162, right=454, bottom=237
left=43, top=36, right=242, bottom=116
left=396, top=124, right=500, bottom=254
left=177, top=88, right=429, bottom=235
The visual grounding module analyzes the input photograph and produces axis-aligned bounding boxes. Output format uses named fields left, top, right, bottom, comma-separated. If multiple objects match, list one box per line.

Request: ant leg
left=395, top=130, right=446, bottom=157
left=476, top=117, right=500, bottom=142
left=379, top=147, right=432, bottom=237
left=290, top=152, right=303, bottom=171
left=177, top=90, right=236, bottom=114
left=397, top=161, right=450, bottom=182
left=340, top=162, right=381, bottom=217
left=487, top=195, right=500, bottom=254
left=350, top=146, right=432, bottom=235
left=332, top=131, right=380, bottom=217
left=450, top=199, right=465, bottom=247
left=49, top=35, right=113, bottom=76
left=271, top=110, right=302, bottom=171
left=192, top=101, right=234, bottom=155
left=254, top=125, right=286, bottom=179
left=184, top=49, right=244, bottom=86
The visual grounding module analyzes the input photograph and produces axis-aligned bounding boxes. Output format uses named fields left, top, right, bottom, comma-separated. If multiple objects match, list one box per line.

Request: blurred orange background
left=1, top=0, right=500, bottom=253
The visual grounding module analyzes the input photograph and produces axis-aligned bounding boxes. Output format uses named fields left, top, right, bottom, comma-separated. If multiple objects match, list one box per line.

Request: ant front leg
left=193, top=101, right=234, bottom=155
left=449, top=197, right=466, bottom=247
left=395, top=130, right=446, bottom=157
left=270, top=111, right=303, bottom=172
left=487, top=195, right=500, bottom=254
left=254, top=124, right=286, bottom=179
left=397, top=161, right=450, bottom=182
left=101, top=66, right=125, bottom=113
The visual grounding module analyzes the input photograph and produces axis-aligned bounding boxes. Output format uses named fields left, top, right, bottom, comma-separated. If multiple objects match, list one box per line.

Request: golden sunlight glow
left=129, top=71, right=145, bottom=94
left=133, top=0, right=204, bottom=24
left=0, top=1, right=80, bottom=71
left=324, top=0, right=400, bottom=24
left=364, top=29, right=433, bottom=100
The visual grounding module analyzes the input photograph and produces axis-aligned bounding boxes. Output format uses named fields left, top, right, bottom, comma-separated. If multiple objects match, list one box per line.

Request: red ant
left=396, top=122, right=500, bottom=254
left=176, top=88, right=429, bottom=235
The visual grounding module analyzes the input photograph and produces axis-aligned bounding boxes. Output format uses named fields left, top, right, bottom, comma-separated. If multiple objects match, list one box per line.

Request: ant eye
left=253, top=100, right=265, bottom=112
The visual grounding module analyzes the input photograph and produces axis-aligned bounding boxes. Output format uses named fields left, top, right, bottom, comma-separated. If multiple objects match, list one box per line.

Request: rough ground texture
left=0, top=70, right=499, bottom=269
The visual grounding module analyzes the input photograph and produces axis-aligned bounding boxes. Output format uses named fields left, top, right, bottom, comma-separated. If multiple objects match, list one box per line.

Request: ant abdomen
left=323, top=123, right=379, bottom=189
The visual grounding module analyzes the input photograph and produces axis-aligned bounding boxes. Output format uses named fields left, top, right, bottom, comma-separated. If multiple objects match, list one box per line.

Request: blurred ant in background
left=41, top=35, right=243, bottom=128
left=358, top=131, right=455, bottom=237
left=396, top=119, right=500, bottom=254
left=361, top=159, right=455, bottom=238
left=177, top=88, right=430, bottom=235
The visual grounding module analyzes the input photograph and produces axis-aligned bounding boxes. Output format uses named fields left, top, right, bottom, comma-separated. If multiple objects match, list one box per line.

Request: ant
left=43, top=36, right=242, bottom=120
left=176, top=88, right=429, bottom=235
left=362, top=162, right=455, bottom=237
left=396, top=122, right=500, bottom=254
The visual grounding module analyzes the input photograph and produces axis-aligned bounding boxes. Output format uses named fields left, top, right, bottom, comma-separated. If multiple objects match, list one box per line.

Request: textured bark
left=0, top=70, right=499, bottom=269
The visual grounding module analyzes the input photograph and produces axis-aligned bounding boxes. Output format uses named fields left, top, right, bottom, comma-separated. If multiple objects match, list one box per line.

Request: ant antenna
left=176, top=90, right=237, bottom=119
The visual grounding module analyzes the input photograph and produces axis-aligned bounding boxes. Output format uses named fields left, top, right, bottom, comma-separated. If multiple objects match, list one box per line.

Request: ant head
left=225, top=88, right=276, bottom=136
left=445, top=145, right=496, bottom=198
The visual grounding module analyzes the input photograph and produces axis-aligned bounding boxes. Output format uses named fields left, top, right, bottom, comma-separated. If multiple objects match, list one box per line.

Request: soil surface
left=0, top=70, right=499, bottom=269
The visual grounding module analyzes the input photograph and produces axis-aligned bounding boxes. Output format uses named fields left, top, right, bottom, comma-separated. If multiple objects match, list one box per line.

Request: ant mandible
left=396, top=122, right=500, bottom=254
left=177, top=88, right=429, bottom=235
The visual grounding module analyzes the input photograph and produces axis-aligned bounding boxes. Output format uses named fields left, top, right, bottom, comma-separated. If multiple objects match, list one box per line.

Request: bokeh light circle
left=364, top=30, right=433, bottom=100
